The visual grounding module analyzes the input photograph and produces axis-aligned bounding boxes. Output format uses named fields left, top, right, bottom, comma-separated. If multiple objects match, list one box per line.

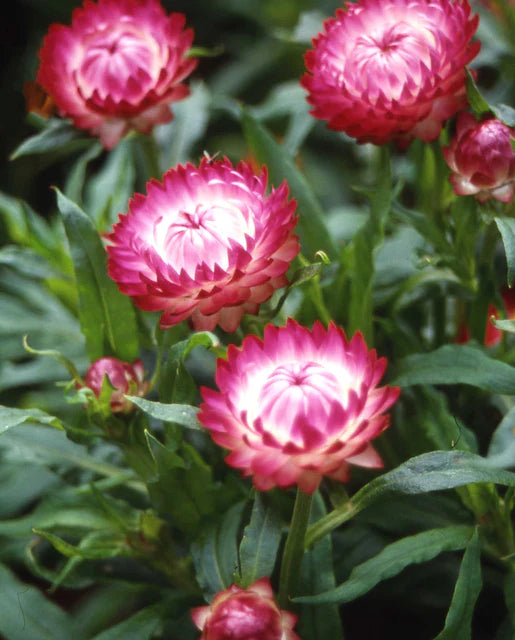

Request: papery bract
left=37, top=0, right=197, bottom=148
left=301, top=0, right=480, bottom=146
left=106, top=158, right=299, bottom=333
left=82, top=357, right=149, bottom=413
left=199, top=319, right=400, bottom=493
left=443, top=112, right=515, bottom=203
left=190, top=577, right=299, bottom=640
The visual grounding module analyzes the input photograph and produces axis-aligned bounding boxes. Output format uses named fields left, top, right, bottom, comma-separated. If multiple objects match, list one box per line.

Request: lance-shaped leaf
left=128, top=397, right=202, bottom=431
left=56, top=189, right=138, bottom=361
left=392, top=344, right=515, bottom=394
left=0, top=563, right=75, bottom=640
left=239, top=492, right=282, bottom=587
left=241, top=111, right=337, bottom=260
left=496, top=217, right=515, bottom=287
left=433, top=529, right=482, bottom=640
left=295, top=525, right=474, bottom=604
left=91, top=604, right=164, bottom=640
left=191, top=502, right=246, bottom=600
left=0, top=405, right=63, bottom=435
left=487, top=407, right=515, bottom=468
left=297, top=492, right=344, bottom=639
left=306, top=451, right=515, bottom=547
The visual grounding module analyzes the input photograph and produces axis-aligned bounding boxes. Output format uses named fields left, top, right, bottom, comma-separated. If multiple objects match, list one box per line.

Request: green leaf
left=191, top=502, right=246, bottom=599
left=487, top=407, right=515, bottom=468
left=433, top=529, right=482, bottom=640
left=392, top=344, right=515, bottom=394
left=91, top=604, right=163, bottom=640
left=0, top=563, right=76, bottom=640
left=32, top=528, right=133, bottom=560
left=465, top=70, right=491, bottom=118
left=0, top=405, right=63, bottom=435
left=342, top=146, right=392, bottom=341
left=492, top=103, right=515, bottom=128
left=297, top=492, right=344, bottom=639
left=128, top=397, right=202, bottom=431
left=84, top=139, right=135, bottom=228
left=241, top=111, right=337, bottom=260
left=0, top=246, right=62, bottom=279
left=239, top=492, right=282, bottom=587
left=295, top=525, right=474, bottom=604
left=496, top=217, right=515, bottom=287
left=56, top=189, right=138, bottom=361
left=10, top=118, right=91, bottom=160
left=306, top=451, right=515, bottom=547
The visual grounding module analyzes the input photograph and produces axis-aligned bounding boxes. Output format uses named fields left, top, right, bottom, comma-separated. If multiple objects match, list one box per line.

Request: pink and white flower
left=37, top=0, right=197, bottom=148
left=301, top=0, right=480, bottom=146
left=82, top=357, right=149, bottom=413
left=443, top=112, right=515, bottom=202
left=199, top=320, right=400, bottom=493
left=106, top=158, right=299, bottom=332
left=191, top=577, right=299, bottom=640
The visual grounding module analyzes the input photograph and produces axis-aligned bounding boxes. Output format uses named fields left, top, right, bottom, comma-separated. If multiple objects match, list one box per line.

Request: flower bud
left=443, top=112, right=515, bottom=203
left=83, top=357, right=148, bottom=413
left=191, top=578, right=299, bottom=640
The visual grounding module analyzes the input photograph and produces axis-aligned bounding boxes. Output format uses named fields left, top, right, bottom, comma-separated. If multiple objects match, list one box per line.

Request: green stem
left=305, top=502, right=356, bottom=549
left=278, top=489, right=313, bottom=608
left=139, top=132, right=162, bottom=180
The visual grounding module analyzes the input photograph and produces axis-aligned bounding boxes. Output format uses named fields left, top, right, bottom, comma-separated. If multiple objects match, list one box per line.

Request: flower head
left=82, top=357, right=148, bottom=413
left=191, top=577, right=299, bottom=640
left=37, top=0, right=197, bottom=148
left=107, top=158, right=299, bottom=333
left=443, top=112, right=515, bottom=202
left=301, top=0, right=480, bottom=146
left=199, top=320, right=400, bottom=493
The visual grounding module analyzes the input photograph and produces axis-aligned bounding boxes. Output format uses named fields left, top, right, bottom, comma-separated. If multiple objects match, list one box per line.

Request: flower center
left=154, top=202, right=255, bottom=277
left=78, top=27, right=159, bottom=99
left=257, top=362, right=344, bottom=448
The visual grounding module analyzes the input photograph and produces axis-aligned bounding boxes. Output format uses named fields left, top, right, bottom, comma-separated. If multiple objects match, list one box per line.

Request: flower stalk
left=279, top=488, right=313, bottom=608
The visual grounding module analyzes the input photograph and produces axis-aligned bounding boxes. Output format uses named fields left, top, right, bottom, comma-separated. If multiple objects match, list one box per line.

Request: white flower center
left=153, top=201, right=256, bottom=277
left=257, top=362, right=344, bottom=447
left=78, top=26, right=160, bottom=98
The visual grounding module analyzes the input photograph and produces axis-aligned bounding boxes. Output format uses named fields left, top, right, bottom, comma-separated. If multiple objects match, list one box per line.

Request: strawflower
left=301, top=0, right=480, bottom=145
left=443, top=112, right=515, bottom=203
left=37, top=0, right=197, bottom=148
left=199, top=319, right=400, bottom=493
left=107, top=158, right=299, bottom=332
left=81, top=357, right=149, bottom=413
left=191, top=577, right=300, bottom=640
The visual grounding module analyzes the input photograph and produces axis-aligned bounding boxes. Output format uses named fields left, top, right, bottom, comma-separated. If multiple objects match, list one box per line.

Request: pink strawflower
left=82, top=357, right=149, bottom=413
left=199, top=320, right=400, bottom=493
left=191, top=577, right=300, bottom=640
left=37, top=0, right=197, bottom=148
left=301, top=0, right=480, bottom=146
left=443, top=112, right=515, bottom=203
left=106, top=158, right=299, bottom=333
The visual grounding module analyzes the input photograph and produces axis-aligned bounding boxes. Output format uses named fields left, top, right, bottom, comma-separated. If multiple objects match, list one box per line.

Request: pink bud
left=443, top=112, right=515, bottom=203
left=191, top=578, right=299, bottom=640
left=82, top=357, right=148, bottom=413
